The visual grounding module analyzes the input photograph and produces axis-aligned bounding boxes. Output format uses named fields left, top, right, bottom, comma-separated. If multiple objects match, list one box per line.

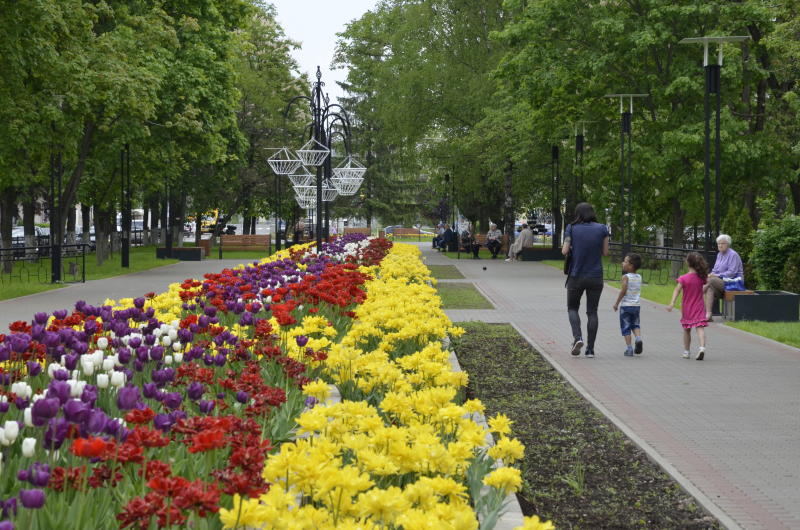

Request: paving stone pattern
left=424, top=246, right=800, bottom=530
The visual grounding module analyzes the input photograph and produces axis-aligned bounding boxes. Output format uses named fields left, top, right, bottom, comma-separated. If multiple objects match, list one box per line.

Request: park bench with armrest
left=220, top=234, right=271, bottom=252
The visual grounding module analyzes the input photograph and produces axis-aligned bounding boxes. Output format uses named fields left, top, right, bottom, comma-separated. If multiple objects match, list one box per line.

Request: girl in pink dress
left=667, top=252, right=709, bottom=360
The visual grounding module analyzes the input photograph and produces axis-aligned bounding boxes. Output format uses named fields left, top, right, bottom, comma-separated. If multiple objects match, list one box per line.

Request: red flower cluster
left=117, top=477, right=220, bottom=528
left=289, top=264, right=369, bottom=307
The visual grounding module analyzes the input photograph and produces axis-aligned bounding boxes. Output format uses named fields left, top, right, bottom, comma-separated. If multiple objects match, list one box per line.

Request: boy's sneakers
left=682, top=351, right=691, bottom=359
left=624, top=347, right=634, bottom=357
left=696, top=348, right=705, bottom=361
left=584, top=349, right=595, bottom=358
left=634, top=339, right=643, bottom=354
left=570, top=339, right=584, bottom=356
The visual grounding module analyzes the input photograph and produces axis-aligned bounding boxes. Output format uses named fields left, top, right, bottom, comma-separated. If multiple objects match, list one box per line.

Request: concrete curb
left=508, top=321, right=742, bottom=530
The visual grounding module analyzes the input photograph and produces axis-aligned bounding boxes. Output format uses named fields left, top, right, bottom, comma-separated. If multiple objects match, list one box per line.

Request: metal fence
left=0, top=244, right=87, bottom=286
left=605, top=242, right=716, bottom=285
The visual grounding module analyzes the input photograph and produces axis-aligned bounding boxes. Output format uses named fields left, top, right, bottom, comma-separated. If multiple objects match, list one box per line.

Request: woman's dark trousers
left=566, top=276, right=604, bottom=350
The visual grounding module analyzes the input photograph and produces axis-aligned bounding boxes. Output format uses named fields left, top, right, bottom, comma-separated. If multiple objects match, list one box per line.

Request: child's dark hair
left=686, top=252, right=709, bottom=282
left=626, top=253, right=642, bottom=271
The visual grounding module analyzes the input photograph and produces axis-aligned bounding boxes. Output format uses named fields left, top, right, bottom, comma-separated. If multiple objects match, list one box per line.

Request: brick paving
left=423, top=245, right=800, bottom=530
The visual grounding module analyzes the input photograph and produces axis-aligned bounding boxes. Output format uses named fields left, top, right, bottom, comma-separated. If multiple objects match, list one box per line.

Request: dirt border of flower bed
left=507, top=322, right=741, bottom=530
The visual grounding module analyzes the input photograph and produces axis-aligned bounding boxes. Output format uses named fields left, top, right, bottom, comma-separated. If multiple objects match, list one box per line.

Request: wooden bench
left=343, top=227, right=371, bottom=235
left=393, top=228, right=421, bottom=237
left=723, top=290, right=799, bottom=321
left=220, top=234, right=271, bottom=252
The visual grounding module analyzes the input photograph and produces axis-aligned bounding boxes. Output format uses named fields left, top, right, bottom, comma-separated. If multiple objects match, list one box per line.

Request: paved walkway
left=0, top=259, right=256, bottom=323
left=425, top=245, right=800, bottom=530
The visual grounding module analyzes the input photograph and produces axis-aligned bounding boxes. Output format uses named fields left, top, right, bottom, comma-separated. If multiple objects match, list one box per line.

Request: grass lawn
left=0, top=246, right=178, bottom=301
left=439, top=249, right=499, bottom=260
left=427, top=264, right=465, bottom=279
left=726, top=321, right=800, bottom=349
left=436, top=282, right=493, bottom=309
left=453, top=322, right=720, bottom=529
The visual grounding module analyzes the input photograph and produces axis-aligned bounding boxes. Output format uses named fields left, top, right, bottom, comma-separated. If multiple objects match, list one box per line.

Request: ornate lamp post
left=604, top=93, right=648, bottom=253
left=679, top=35, right=749, bottom=251
left=267, top=67, right=363, bottom=252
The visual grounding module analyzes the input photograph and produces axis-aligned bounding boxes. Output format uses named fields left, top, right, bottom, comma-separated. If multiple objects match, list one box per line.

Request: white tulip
left=22, top=437, right=36, bottom=458
left=152, top=328, right=163, bottom=338
left=161, top=336, right=172, bottom=347
left=168, top=329, right=178, bottom=341
left=81, top=362, right=94, bottom=377
left=11, top=382, right=32, bottom=399
left=3, top=421, right=18, bottom=443
left=171, top=342, right=182, bottom=352
left=24, top=408, right=33, bottom=427
left=121, top=336, right=130, bottom=346
left=31, top=394, right=43, bottom=403
left=174, top=352, right=184, bottom=363
left=266, top=296, right=272, bottom=303
left=68, top=380, right=85, bottom=398
left=102, top=358, right=115, bottom=372
left=164, top=355, right=173, bottom=365
left=171, top=320, right=179, bottom=328
left=96, top=373, right=109, bottom=389
left=47, top=363, right=63, bottom=378
left=92, top=350, right=104, bottom=367
left=96, top=337, right=109, bottom=350
left=110, top=371, right=126, bottom=388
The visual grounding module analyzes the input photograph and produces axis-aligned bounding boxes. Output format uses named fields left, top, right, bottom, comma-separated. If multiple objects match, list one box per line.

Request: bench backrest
left=221, top=234, right=270, bottom=246
left=343, top=227, right=371, bottom=235
left=393, top=228, right=421, bottom=236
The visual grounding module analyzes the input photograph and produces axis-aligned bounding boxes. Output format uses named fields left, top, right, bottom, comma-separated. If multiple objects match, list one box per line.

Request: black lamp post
left=605, top=94, right=647, bottom=253
left=679, top=36, right=749, bottom=251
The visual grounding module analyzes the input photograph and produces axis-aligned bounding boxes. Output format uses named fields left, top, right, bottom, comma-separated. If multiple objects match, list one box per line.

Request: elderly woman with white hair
left=704, top=234, right=744, bottom=321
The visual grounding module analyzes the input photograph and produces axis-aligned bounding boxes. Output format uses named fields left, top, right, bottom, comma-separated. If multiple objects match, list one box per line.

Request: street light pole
left=679, top=36, right=749, bottom=250
left=121, top=144, right=131, bottom=268
left=605, top=94, right=647, bottom=253
left=551, top=144, right=560, bottom=250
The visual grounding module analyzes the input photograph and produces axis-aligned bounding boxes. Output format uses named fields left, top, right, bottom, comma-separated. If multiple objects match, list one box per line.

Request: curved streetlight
left=267, top=66, right=362, bottom=252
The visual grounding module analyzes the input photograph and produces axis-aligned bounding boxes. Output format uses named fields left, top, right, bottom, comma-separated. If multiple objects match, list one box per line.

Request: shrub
left=751, top=215, right=800, bottom=289
left=781, top=250, right=800, bottom=294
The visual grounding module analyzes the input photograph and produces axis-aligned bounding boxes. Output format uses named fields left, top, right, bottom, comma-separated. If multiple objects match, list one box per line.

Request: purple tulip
left=136, top=347, right=149, bottom=363
left=9, top=334, right=30, bottom=354
left=63, top=399, right=89, bottom=423
left=19, top=489, right=45, bottom=509
left=14, top=398, right=29, bottom=411
left=0, top=520, right=14, bottom=530
left=153, top=414, right=174, bottom=432
left=116, top=386, right=140, bottom=411
left=83, top=409, right=109, bottom=434
left=198, top=400, right=215, bottom=415
left=1, top=497, right=18, bottom=518
left=295, top=335, right=309, bottom=347
left=46, top=380, right=71, bottom=404
left=42, top=332, right=60, bottom=348
left=187, top=382, right=205, bottom=401
left=43, top=418, right=69, bottom=450
left=239, top=313, right=254, bottom=326
left=0, top=346, right=8, bottom=363
left=26, top=362, right=42, bottom=378
left=142, top=383, right=158, bottom=399
left=53, top=309, right=68, bottom=320
left=198, top=315, right=210, bottom=328
left=52, top=369, right=69, bottom=381
left=128, top=336, right=142, bottom=349
left=305, top=396, right=318, bottom=409
left=235, top=391, right=249, bottom=404
left=117, top=348, right=132, bottom=365
left=63, top=353, right=78, bottom=371
left=31, top=398, right=60, bottom=427
left=33, top=312, right=49, bottom=325
left=162, top=392, right=182, bottom=410
left=149, top=346, right=164, bottom=361
left=204, top=306, right=217, bottom=317
left=0, top=402, right=9, bottom=414
left=104, top=418, right=121, bottom=437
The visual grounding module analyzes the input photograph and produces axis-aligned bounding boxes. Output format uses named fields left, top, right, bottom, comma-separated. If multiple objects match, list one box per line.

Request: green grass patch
left=0, top=246, right=178, bottom=301
left=726, top=321, right=800, bottom=349
left=436, top=282, right=493, bottom=309
left=207, top=250, right=272, bottom=261
left=440, top=249, right=498, bottom=260
left=453, top=322, right=720, bottom=529
left=427, top=264, right=465, bottom=279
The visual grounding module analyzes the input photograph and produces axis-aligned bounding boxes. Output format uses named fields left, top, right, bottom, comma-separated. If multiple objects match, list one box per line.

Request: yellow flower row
left=221, top=243, right=551, bottom=529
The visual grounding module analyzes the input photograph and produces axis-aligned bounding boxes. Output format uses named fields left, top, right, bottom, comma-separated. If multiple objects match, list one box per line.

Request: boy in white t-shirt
left=612, top=253, right=644, bottom=357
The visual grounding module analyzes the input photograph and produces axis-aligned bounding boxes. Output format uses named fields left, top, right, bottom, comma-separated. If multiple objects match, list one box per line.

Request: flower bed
left=0, top=235, right=550, bottom=529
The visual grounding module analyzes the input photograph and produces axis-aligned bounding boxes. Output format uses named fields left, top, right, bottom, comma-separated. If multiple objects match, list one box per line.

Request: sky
left=270, top=0, right=378, bottom=104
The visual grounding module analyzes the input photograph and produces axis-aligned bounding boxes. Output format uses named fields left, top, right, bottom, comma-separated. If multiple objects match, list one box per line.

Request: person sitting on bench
left=441, top=224, right=457, bottom=252
left=486, top=223, right=503, bottom=259
left=704, top=234, right=744, bottom=321
left=460, top=224, right=481, bottom=259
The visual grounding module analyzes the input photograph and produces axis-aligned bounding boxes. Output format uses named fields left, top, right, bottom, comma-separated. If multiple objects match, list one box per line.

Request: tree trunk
left=81, top=204, right=91, bottom=250
left=142, top=205, right=150, bottom=246
left=95, top=208, right=109, bottom=266
left=789, top=173, right=800, bottom=215
left=66, top=204, right=76, bottom=245
left=1, top=188, right=17, bottom=273
left=57, top=118, right=97, bottom=239
left=194, top=213, right=202, bottom=246
left=242, top=215, right=251, bottom=235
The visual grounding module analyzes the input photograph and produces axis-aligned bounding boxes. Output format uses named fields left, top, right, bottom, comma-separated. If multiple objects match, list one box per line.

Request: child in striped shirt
left=612, top=253, right=643, bottom=357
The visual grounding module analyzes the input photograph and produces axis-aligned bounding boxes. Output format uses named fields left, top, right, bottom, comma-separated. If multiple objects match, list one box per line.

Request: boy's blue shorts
left=619, top=306, right=640, bottom=336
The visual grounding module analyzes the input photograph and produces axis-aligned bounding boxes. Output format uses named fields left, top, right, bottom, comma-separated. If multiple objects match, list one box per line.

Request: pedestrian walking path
left=424, top=245, right=800, bottom=530
left=0, top=259, right=255, bottom=324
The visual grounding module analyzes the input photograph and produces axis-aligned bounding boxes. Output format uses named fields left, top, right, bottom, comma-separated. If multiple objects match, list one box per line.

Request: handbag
left=563, top=224, right=573, bottom=275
